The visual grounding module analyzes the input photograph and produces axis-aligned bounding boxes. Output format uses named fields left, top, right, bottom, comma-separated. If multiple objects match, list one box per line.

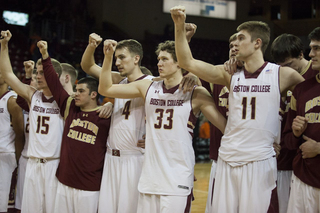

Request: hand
left=273, top=142, right=280, bottom=158
left=292, top=116, right=308, bottom=137
left=89, top=33, right=103, bottom=48
left=300, top=135, right=320, bottom=159
left=137, top=134, right=146, bottom=149
left=97, top=102, right=113, bottom=118
left=23, top=60, right=35, bottom=78
left=170, top=5, right=186, bottom=25
left=0, top=30, right=12, bottom=45
left=37, top=40, right=49, bottom=59
left=185, top=23, right=197, bottom=43
left=179, top=73, right=198, bottom=93
left=224, top=57, right=238, bottom=75
left=103, top=39, right=117, bottom=57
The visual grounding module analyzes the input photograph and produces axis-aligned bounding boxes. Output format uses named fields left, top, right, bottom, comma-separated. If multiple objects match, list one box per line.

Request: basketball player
left=0, top=30, right=64, bottom=213
left=170, top=6, right=304, bottom=212
left=15, top=60, right=37, bottom=213
left=271, top=33, right=318, bottom=213
left=0, top=66, right=24, bottom=213
left=282, top=27, right=320, bottom=213
left=98, top=39, right=226, bottom=212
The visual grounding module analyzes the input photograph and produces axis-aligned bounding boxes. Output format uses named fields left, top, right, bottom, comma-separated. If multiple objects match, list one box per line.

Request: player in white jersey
left=0, top=71, right=24, bottom=212
left=98, top=39, right=226, bottom=212
left=171, top=6, right=304, bottom=213
left=81, top=32, right=197, bottom=213
left=15, top=61, right=38, bottom=212
left=0, top=30, right=64, bottom=213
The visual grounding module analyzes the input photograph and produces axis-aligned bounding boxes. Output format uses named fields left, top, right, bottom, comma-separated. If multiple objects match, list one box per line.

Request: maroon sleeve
left=42, top=57, right=70, bottom=117
left=282, top=94, right=303, bottom=150
left=16, top=77, right=31, bottom=111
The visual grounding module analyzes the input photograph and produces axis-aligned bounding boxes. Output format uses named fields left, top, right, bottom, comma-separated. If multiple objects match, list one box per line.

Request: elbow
left=80, top=61, right=89, bottom=72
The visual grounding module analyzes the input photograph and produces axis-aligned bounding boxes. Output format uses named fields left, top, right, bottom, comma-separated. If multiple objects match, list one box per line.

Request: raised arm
left=170, top=6, right=231, bottom=88
left=98, top=39, right=150, bottom=99
left=192, top=86, right=227, bottom=134
left=80, top=33, right=123, bottom=83
left=0, top=30, right=35, bottom=102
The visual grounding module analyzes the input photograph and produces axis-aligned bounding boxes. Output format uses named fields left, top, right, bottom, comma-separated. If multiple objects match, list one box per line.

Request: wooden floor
left=191, top=162, right=212, bottom=213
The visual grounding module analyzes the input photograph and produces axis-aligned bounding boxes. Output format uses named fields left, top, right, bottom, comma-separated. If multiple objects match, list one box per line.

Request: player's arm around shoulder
left=192, top=86, right=227, bottom=134
left=279, top=66, right=305, bottom=95
left=102, top=79, right=152, bottom=100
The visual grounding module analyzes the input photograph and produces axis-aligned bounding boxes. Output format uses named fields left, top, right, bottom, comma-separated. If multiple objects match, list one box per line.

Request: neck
left=243, top=52, right=265, bottom=73
left=126, top=67, right=144, bottom=82
left=64, top=83, right=74, bottom=95
left=80, top=101, right=98, bottom=111
left=42, top=87, right=52, bottom=96
left=163, top=71, right=183, bottom=89
left=298, top=58, right=309, bottom=74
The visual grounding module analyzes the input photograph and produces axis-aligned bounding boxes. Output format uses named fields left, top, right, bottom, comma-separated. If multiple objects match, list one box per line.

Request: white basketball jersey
left=21, top=110, right=30, bottom=157
left=138, top=81, right=197, bottom=196
left=219, top=62, right=280, bottom=163
left=107, top=75, right=154, bottom=151
left=0, top=91, right=17, bottom=153
left=27, top=90, right=64, bottom=158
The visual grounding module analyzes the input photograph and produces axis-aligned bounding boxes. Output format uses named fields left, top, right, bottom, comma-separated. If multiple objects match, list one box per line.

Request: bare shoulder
left=279, top=66, right=304, bottom=93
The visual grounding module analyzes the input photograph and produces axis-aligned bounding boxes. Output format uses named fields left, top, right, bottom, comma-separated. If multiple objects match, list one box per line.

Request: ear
left=254, top=38, right=262, bottom=49
left=299, top=51, right=304, bottom=59
left=134, top=55, right=140, bottom=65
left=65, top=74, right=70, bottom=83
left=90, top=91, right=98, bottom=99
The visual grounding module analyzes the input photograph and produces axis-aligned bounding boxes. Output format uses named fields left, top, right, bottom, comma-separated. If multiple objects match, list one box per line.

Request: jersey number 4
left=154, top=108, right=173, bottom=129
left=241, top=97, right=256, bottom=120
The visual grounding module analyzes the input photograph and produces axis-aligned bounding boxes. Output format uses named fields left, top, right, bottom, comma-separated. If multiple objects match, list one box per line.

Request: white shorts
left=15, top=155, right=28, bottom=210
left=98, top=149, right=144, bottom=213
left=277, top=170, right=292, bottom=213
left=0, top=153, right=17, bottom=212
left=287, top=174, right=320, bottom=213
left=137, top=192, right=192, bottom=213
left=54, top=181, right=99, bottom=213
left=205, top=160, right=217, bottom=213
left=211, top=157, right=277, bottom=213
left=21, top=157, right=59, bottom=213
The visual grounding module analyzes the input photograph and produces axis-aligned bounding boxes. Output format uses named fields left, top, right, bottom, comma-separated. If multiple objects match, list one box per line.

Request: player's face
left=114, top=47, right=138, bottom=77
left=277, top=57, right=301, bottom=72
left=74, top=83, right=92, bottom=107
left=36, top=65, right=48, bottom=89
left=30, top=74, right=38, bottom=88
left=234, top=30, right=256, bottom=61
left=229, top=40, right=237, bottom=59
left=157, top=51, right=179, bottom=78
left=309, top=40, right=320, bottom=71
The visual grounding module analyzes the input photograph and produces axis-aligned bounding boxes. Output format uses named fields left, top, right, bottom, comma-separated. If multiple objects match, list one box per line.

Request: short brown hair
left=116, top=39, right=143, bottom=66
left=237, top=21, right=270, bottom=54
left=37, top=58, right=62, bottom=76
left=61, top=63, right=78, bottom=86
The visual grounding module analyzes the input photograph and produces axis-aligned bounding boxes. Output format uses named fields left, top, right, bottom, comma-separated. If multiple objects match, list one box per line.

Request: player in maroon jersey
left=271, top=33, right=319, bottom=213
left=282, top=27, right=320, bottom=213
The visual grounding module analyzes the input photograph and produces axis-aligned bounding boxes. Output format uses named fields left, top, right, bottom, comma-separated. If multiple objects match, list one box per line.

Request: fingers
left=0, top=30, right=12, bottom=42
left=170, top=5, right=186, bottom=14
left=89, top=33, right=102, bottom=47
left=137, top=139, right=145, bottom=148
left=302, top=135, right=311, bottom=141
left=103, top=39, right=117, bottom=55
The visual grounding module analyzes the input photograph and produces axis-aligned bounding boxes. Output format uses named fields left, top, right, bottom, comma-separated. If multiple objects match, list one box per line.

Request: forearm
left=98, top=55, right=113, bottom=96
left=81, top=45, right=99, bottom=75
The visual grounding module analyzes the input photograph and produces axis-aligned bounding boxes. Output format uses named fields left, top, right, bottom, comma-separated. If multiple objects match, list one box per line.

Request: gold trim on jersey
left=316, top=73, right=320, bottom=83
left=81, top=107, right=100, bottom=112
left=290, top=95, right=297, bottom=111
left=300, top=60, right=312, bottom=76
left=64, top=96, right=73, bottom=120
